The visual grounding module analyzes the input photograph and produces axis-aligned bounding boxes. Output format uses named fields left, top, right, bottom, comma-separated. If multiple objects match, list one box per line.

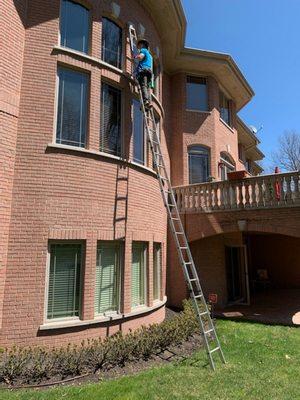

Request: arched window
left=219, top=152, right=235, bottom=180
left=60, top=0, right=90, bottom=54
left=188, top=145, right=210, bottom=184
left=101, top=17, right=122, bottom=69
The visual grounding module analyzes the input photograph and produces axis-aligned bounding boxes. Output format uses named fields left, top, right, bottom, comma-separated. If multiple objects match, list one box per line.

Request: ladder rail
left=128, top=24, right=226, bottom=371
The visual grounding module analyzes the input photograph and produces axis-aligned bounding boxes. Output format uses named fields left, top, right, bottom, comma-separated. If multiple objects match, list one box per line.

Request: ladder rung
left=209, top=347, right=220, bottom=354
left=199, top=311, right=209, bottom=316
left=175, top=231, right=184, bottom=235
left=171, top=217, right=180, bottom=220
left=168, top=204, right=175, bottom=207
left=189, top=278, right=197, bottom=282
left=204, top=329, right=214, bottom=335
left=185, top=262, right=192, bottom=265
left=179, top=246, right=188, bottom=250
left=194, top=294, right=203, bottom=299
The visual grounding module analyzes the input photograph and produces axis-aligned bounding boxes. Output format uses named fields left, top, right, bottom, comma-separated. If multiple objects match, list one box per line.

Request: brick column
left=81, top=232, right=97, bottom=320
left=122, top=235, right=132, bottom=313
left=148, top=240, right=154, bottom=307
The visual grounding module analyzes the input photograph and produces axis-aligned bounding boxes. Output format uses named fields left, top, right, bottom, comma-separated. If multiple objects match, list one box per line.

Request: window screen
left=133, top=99, right=145, bottom=164
left=47, top=243, right=82, bottom=320
left=186, top=76, right=208, bottom=111
left=100, top=83, right=121, bottom=156
left=188, top=145, right=210, bottom=184
left=95, top=242, right=121, bottom=315
left=60, top=0, right=90, bottom=53
left=56, top=67, right=89, bottom=147
left=131, top=242, right=147, bottom=308
left=102, top=17, right=122, bottom=69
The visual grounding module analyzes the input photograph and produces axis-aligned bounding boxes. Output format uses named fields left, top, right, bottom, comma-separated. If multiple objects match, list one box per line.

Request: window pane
left=153, top=243, right=161, bottom=301
left=95, top=242, right=121, bottom=314
left=131, top=242, right=146, bottom=308
left=102, top=18, right=122, bottom=69
left=100, top=83, right=121, bottom=156
left=220, top=91, right=231, bottom=126
left=60, top=0, right=89, bottom=53
left=56, top=67, right=88, bottom=147
left=186, top=76, right=208, bottom=111
left=153, top=63, right=160, bottom=97
left=47, top=243, right=82, bottom=319
left=133, top=99, right=144, bottom=164
left=188, top=146, right=210, bottom=184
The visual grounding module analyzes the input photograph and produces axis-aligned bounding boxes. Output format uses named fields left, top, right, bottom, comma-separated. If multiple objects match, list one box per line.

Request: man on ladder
left=129, top=24, right=226, bottom=371
left=133, top=38, right=153, bottom=110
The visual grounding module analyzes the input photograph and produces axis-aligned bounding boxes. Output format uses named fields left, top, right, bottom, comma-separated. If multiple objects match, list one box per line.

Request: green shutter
left=95, top=242, right=120, bottom=314
left=131, top=242, right=146, bottom=308
left=153, top=243, right=161, bottom=300
left=47, top=243, right=81, bottom=320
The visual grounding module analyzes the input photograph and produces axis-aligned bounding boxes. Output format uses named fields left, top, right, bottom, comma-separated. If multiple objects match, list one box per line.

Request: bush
left=0, top=300, right=201, bottom=385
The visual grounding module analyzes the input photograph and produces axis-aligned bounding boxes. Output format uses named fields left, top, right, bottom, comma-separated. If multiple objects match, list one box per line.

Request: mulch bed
left=1, top=308, right=204, bottom=391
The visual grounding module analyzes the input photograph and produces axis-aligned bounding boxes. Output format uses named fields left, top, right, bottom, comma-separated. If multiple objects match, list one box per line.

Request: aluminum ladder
left=129, top=24, right=226, bottom=371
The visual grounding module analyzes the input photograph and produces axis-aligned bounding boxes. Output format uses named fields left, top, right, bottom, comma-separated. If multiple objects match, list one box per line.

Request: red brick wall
left=1, top=0, right=169, bottom=347
left=0, top=0, right=27, bottom=329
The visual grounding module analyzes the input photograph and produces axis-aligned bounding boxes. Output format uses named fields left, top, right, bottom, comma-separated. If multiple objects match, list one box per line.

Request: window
left=219, top=91, right=231, bottom=126
left=153, top=243, right=162, bottom=301
left=188, top=145, right=210, bottom=184
left=246, top=159, right=252, bottom=174
left=153, top=63, right=160, bottom=97
left=186, top=76, right=208, bottom=111
left=100, top=82, right=121, bottom=156
left=131, top=242, right=147, bottom=308
left=47, top=243, right=82, bottom=320
left=95, top=242, right=121, bottom=315
left=238, top=143, right=245, bottom=162
left=56, top=67, right=89, bottom=147
left=133, top=99, right=145, bottom=164
left=101, top=17, right=122, bottom=69
left=60, top=0, right=90, bottom=53
left=220, top=152, right=235, bottom=180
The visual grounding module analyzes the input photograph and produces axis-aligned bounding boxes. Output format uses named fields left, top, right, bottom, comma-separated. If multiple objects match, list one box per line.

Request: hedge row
left=0, top=301, right=201, bottom=385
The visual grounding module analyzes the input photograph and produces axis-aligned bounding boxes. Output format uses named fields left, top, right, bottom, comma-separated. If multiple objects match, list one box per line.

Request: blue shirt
left=138, top=48, right=153, bottom=72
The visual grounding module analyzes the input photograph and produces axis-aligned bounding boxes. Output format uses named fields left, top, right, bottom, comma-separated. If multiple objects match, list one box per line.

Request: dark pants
left=137, top=69, right=152, bottom=104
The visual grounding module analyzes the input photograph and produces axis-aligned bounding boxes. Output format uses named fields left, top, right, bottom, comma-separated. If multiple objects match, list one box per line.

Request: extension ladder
left=129, top=25, right=226, bottom=371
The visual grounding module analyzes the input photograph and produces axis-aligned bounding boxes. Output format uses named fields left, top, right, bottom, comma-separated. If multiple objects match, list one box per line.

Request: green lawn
left=1, top=320, right=299, bottom=400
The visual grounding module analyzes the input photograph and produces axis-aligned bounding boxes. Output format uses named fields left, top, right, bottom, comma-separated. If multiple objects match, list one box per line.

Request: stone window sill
left=47, top=143, right=157, bottom=177
left=220, top=118, right=235, bottom=133
left=39, top=297, right=167, bottom=330
left=186, top=109, right=212, bottom=114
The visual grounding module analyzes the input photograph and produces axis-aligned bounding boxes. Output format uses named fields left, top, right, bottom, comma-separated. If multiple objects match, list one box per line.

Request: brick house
left=0, top=0, right=299, bottom=347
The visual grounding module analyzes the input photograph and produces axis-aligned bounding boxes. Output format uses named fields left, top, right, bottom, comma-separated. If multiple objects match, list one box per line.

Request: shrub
left=0, top=300, right=202, bottom=385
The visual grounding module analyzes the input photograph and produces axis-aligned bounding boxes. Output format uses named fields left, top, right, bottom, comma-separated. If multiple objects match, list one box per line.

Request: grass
left=1, top=320, right=299, bottom=400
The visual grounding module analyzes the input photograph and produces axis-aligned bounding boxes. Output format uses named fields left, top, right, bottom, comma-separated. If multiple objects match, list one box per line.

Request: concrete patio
left=216, top=289, right=300, bottom=326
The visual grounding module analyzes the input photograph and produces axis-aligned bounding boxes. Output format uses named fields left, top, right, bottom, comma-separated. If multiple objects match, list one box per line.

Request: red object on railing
left=275, top=166, right=281, bottom=200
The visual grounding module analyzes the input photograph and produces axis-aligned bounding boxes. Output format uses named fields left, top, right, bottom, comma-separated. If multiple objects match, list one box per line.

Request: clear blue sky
left=182, top=0, right=300, bottom=166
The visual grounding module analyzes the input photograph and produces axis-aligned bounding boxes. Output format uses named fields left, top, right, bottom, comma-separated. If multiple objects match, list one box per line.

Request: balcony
left=173, top=171, right=300, bottom=213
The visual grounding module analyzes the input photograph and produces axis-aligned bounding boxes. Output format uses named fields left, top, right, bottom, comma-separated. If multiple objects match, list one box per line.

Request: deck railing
left=173, top=171, right=300, bottom=213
